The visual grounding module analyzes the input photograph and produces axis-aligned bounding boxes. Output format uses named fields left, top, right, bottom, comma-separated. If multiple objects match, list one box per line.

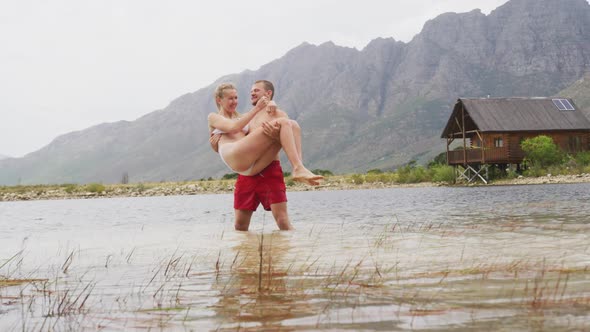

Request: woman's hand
left=267, top=100, right=277, bottom=114
left=255, top=96, right=269, bottom=111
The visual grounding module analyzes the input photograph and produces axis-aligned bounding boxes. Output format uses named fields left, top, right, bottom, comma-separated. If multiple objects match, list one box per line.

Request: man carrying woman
left=208, top=80, right=321, bottom=230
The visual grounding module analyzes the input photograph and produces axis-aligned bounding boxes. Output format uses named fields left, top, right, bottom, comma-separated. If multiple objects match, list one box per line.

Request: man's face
left=250, top=83, right=271, bottom=106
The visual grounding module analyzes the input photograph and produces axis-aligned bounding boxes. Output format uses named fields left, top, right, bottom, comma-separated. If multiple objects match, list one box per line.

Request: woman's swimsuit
left=212, top=124, right=256, bottom=175
left=211, top=124, right=249, bottom=135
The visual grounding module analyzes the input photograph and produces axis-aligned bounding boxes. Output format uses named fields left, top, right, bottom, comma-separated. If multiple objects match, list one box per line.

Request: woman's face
left=218, top=89, right=238, bottom=112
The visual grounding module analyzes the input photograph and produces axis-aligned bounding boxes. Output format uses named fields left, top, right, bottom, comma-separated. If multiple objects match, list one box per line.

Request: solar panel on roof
left=561, top=99, right=575, bottom=110
left=552, top=98, right=575, bottom=111
left=552, top=99, right=566, bottom=110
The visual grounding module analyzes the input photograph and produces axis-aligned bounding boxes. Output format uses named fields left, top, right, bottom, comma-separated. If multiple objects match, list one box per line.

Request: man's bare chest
left=250, top=112, right=275, bottom=130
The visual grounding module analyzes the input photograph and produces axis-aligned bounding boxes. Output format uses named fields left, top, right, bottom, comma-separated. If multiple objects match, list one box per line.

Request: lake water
left=1, top=184, right=589, bottom=331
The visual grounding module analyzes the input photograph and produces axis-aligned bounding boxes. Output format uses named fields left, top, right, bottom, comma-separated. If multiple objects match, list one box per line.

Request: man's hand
left=209, top=133, right=221, bottom=152
left=262, top=121, right=280, bottom=140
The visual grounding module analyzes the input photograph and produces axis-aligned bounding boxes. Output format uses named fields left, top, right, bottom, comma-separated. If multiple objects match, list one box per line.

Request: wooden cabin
left=440, top=97, right=590, bottom=182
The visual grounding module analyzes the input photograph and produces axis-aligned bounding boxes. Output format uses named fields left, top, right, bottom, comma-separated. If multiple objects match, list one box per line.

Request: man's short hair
left=255, top=80, right=275, bottom=100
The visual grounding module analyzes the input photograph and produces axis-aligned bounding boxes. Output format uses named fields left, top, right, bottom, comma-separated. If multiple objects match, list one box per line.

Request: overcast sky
left=0, top=0, right=511, bottom=158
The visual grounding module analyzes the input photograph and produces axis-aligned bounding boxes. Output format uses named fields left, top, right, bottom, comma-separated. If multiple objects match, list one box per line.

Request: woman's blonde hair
left=214, top=83, right=239, bottom=118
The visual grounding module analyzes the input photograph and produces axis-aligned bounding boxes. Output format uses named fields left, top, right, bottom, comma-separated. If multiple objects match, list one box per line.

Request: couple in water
left=208, top=82, right=323, bottom=186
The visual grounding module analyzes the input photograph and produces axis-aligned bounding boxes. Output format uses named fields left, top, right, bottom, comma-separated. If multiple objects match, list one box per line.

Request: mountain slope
left=559, top=72, right=590, bottom=116
left=1, top=0, right=589, bottom=185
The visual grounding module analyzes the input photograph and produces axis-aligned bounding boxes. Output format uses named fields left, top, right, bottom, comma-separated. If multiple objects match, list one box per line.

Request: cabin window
left=494, top=137, right=504, bottom=148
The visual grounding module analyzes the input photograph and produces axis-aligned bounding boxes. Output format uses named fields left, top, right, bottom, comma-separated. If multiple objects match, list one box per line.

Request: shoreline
left=1, top=173, right=589, bottom=202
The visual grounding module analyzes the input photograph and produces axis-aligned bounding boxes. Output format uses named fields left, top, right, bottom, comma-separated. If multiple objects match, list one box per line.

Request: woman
left=208, top=83, right=322, bottom=185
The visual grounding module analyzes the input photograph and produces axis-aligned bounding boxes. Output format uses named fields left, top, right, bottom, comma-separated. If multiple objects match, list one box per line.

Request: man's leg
left=235, top=209, right=254, bottom=231
left=270, top=202, right=293, bottom=230
left=234, top=174, right=258, bottom=231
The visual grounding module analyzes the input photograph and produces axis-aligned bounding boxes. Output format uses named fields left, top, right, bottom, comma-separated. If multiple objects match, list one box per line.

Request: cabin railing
left=447, top=147, right=513, bottom=165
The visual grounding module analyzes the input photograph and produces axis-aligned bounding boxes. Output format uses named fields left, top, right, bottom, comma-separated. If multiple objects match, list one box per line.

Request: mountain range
left=1, top=0, right=589, bottom=185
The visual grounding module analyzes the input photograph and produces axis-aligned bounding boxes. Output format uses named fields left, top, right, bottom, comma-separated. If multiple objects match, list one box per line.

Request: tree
left=427, top=151, right=447, bottom=167
left=121, top=172, right=129, bottom=184
left=520, top=135, right=563, bottom=168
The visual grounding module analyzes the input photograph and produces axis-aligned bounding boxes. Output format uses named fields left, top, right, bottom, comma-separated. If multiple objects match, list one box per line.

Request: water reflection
left=213, top=232, right=313, bottom=331
left=1, top=185, right=590, bottom=331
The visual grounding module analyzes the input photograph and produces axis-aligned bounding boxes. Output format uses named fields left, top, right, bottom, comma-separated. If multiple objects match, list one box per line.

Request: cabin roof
left=441, top=97, right=590, bottom=138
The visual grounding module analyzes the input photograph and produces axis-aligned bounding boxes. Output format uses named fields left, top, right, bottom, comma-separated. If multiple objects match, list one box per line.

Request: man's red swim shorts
left=234, top=160, right=287, bottom=211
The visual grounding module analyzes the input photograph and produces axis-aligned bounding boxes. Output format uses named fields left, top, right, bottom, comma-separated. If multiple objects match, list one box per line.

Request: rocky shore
left=1, top=174, right=589, bottom=202
left=492, top=173, right=590, bottom=186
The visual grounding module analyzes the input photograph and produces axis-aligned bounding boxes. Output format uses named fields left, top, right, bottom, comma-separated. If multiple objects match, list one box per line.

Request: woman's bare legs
left=250, top=119, right=316, bottom=184
left=247, top=142, right=282, bottom=175
left=221, top=132, right=276, bottom=173
left=220, top=118, right=322, bottom=184
left=289, top=120, right=303, bottom=160
left=274, top=118, right=322, bottom=185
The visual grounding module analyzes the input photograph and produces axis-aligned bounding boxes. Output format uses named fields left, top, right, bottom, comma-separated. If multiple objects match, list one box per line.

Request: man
left=210, top=80, right=296, bottom=231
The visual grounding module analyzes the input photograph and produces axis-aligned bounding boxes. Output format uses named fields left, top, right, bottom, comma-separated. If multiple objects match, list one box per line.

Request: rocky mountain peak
left=1, top=0, right=589, bottom=185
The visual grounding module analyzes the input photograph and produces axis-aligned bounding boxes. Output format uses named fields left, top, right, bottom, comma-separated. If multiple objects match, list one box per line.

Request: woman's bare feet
left=292, top=167, right=323, bottom=186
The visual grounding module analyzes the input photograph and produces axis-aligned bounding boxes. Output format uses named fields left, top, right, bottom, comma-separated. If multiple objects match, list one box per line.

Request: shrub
left=378, top=172, right=397, bottom=183
left=86, top=183, right=105, bottom=193
left=427, top=151, right=448, bottom=167
left=312, top=169, right=334, bottom=176
left=135, top=183, right=146, bottom=193
left=523, top=167, right=547, bottom=177
left=366, top=168, right=383, bottom=174
left=547, top=165, right=570, bottom=176
left=222, top=173, right=238, bottom=180
left=430, top=164, right=455, bottom=183
left=63, top=184, right=77, bottom=194
left=411, top=167, right=429, bottom=183
left=575, top=151, right=590, bottom=166
left=365, top=172, right=394, bottom=183
left=364, top=173, right=378, bottom=183
left=487, top=166, right=501, bottom=180
left=350, top=174, right=364, bottom=184
left=521, top=136, right=564, bottom=168
left=506, top=169, right=519, bottom=179
left=397, top=166, right=429, bottom=183
left=358, top=172, right=397, bottom=184
left=396, top=165, right=411, bottom=182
